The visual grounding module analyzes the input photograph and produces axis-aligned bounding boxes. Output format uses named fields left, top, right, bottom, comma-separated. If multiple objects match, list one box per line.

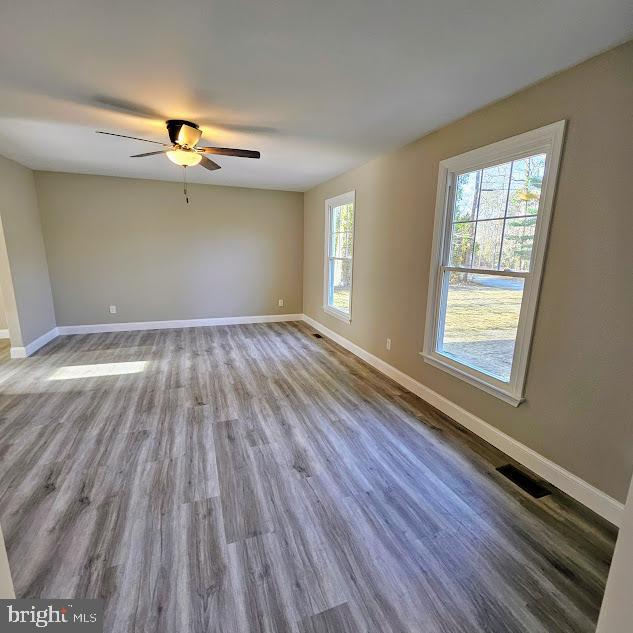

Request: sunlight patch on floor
left=49, top=361, right=148, bottom=380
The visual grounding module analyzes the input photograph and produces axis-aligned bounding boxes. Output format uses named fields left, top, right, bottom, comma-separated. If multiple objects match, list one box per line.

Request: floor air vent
left=496, top=464, right=551, bottom=498
left=313, top=333, right=323, bottom=338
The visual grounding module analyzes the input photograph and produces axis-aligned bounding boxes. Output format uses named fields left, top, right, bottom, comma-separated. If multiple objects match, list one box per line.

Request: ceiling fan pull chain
left=183, top=166, right=190, bottom=204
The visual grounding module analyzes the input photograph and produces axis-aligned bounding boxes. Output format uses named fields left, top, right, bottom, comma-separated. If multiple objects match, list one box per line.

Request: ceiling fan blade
left=93, top=96, right=166, bottom=120
left=130, top=150, right=168, bottom=158
left=199, top=156, right=221, bottom=171
left=196, top=120, right=278, bottom=135
left=198, top=146, right=260, bottom=159
left=96, top=131, right=169, bottom=146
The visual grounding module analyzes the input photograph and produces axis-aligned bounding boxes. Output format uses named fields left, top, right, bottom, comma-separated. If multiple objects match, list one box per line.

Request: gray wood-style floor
left=0, top=322, right=616, bottom=632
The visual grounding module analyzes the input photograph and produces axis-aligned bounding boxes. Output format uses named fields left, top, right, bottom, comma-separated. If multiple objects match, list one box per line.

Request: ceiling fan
left=96, top=119, right=260, bottom=171
left=96, top=119, right=260, bottom=202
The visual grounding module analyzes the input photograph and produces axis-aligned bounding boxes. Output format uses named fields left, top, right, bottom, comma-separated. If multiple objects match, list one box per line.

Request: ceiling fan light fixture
left=166, top=149, right=202, bottom=167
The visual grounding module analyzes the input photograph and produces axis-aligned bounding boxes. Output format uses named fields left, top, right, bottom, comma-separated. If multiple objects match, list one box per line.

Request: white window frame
left=323, top=190, right=356, bottom=323
left=422, top=121, right=566, bottom=406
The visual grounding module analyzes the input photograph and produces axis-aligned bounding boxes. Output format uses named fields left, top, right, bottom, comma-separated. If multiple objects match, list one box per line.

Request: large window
left=423, top=122, right=565, bottom=405
left=324, top=191, right=355, bottom=322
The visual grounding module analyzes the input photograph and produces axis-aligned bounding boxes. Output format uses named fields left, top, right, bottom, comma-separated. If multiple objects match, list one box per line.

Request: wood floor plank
left=213, top=418, right=274, bottom=544
left=297, top=603, right=360, bottom=633
left=0, top=322, right=616, bottom=633
left=228, top=532, right=296, bottom=633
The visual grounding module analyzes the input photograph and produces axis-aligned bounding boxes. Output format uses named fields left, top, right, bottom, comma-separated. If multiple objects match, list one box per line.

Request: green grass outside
left=333, top=288, right=351, bottom=312
left=442, top=282, right=522, bottom=380
left=444, top=284, right=522, bottom=343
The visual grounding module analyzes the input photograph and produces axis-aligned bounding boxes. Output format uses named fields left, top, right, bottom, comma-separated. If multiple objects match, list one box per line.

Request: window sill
left=323, top=305, right=351, bottom=324
left=420, top=352, right=524, bottom=407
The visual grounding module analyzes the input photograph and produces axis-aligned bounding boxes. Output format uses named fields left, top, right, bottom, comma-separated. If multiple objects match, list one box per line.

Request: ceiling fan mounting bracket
left=166, top=119, right=200, bottom=146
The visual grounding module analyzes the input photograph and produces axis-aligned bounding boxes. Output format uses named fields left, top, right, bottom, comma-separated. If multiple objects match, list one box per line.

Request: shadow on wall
left=0, top=284, right=10, bottom=342
left=0, top=525, right=15, bottom=598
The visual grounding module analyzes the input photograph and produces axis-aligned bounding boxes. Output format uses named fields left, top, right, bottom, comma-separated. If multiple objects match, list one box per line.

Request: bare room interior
left=0, top=2, right=632, bottom=632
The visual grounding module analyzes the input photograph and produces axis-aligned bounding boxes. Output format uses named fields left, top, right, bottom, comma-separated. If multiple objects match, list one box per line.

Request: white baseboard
left=56, top=313, right=304, bottom=335
left=10, top=327, right=59, bottom=359
left=301, top=314, right=624, bottom=526
left=10, top=314, right=303, bottom=356
left=0, top=329, right=9, bottom=340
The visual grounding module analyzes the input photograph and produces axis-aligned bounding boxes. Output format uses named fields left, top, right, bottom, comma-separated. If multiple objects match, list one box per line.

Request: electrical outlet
left=386, top=337, right=391, bottom=351
left=278, top=299, right=284, bottom=307
left=109, top=305, right=117, bottom=314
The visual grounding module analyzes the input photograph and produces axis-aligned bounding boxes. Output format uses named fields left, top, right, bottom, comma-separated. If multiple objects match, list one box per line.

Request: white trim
left=423, top=121, right=566, bottom=406
left=421, top=352, right=523, bottom=406
left=596, top=478, right=633, bottom=631
left=323, top=305, right=352, bottom=323
left=9, top=315, right=304, bottom=356
left=0, top=329, right=9, bottom=340
left=323, top=190, right=356, bottom=324
left=56, top=313, right=303, bottom=335
left=10, top=327, right=59, bottom=359
left=443, top=266, right=529, bottom=278
left=302, top=313, right=623, bottom=526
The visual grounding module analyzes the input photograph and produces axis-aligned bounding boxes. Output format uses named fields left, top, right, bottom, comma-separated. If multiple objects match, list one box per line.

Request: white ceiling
left=0, top=0, right=631, bottom=191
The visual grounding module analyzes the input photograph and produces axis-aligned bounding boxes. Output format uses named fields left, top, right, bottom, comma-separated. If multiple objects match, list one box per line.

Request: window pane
left=507, top=154, right=545, bottom=217
left=477, top=162, right=511, bottom=220
left=332, top=203, right=354, bottom=233
left=472, top=219, right=504, bottom=270
left=500, top=216, right=536, bottom=272
left=439, top=272, right=524, bottom=381
left=331, top=231, right=353, bottom=258
left=328, top=258, right=352, bottom=313
left=449, top=222, right=475, bottom=267
left=454, top=171, right=479, bottom=221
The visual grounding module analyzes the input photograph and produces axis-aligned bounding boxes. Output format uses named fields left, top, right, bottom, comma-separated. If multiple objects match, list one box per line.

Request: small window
left=324, top=191, right=355, bottom=322
left=423, top=122, right=565, bottom=405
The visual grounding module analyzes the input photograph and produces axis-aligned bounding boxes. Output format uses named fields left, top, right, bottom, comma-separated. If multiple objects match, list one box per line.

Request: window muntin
left=423, top=121, right=565, bottom=405
left=448, top=153, right=545, bottom=272
left=324, top=192, right=355, bottom=321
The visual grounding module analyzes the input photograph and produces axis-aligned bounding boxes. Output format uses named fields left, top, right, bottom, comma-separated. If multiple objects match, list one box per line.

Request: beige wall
left=0, top=216, right=21, bottom=345
left=303, top=41, right=633, bottom=502
left=0, top=155, right=56, bottom=347
left=35, top=173, right=303, bottom=325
